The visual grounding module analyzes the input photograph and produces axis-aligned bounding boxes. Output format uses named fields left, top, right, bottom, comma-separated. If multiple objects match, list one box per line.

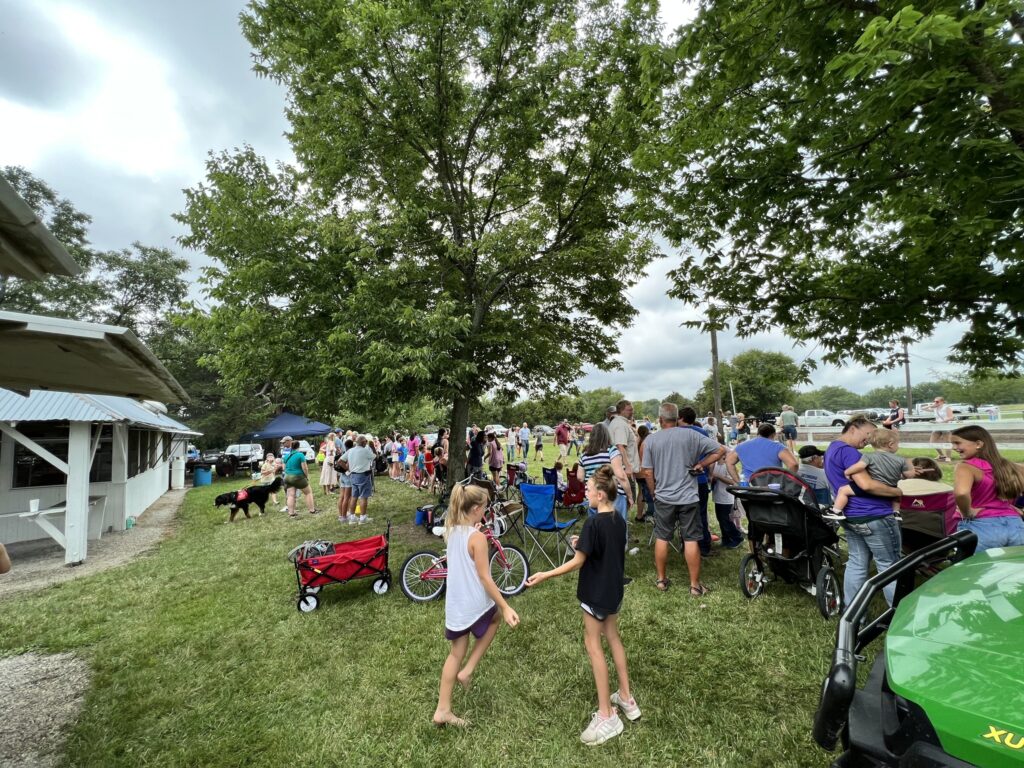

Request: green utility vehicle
left=814, top=531, right=1024, bottom=767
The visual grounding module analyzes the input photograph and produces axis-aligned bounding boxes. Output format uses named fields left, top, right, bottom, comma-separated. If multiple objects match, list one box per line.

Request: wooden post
left=65, top=421, right=91, bottom=565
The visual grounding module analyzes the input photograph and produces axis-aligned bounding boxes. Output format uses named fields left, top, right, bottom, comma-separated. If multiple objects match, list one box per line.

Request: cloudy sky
left=0, top=0, right=962, bottom=401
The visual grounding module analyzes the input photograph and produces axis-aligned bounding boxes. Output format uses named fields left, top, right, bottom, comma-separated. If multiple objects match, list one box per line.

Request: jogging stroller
left=728, top=468, right=843, bottom=618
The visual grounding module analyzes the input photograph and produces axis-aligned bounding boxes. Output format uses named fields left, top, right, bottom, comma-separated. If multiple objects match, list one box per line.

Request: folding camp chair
left=542, top=467, right=563, bottom=504
left=558, top=471, right=587, bottom=516
left=520, top=483, right=578, bottom=568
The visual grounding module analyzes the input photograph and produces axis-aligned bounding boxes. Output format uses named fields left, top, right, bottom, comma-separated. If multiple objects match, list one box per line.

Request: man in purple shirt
left=823, top=417, right=903, bottom=606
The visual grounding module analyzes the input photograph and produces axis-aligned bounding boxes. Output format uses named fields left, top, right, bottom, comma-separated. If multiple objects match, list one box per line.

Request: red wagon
left=293, top=521, right=392, bottom=612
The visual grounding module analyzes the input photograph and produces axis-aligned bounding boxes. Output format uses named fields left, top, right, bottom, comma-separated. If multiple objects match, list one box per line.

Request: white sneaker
left=580, top=711, right=623, bottom=746
left=610, top=691, right=641, bottom=721
left=347, top=515, right=357, bottom=525
left=280, top=507, right=289, bottom=513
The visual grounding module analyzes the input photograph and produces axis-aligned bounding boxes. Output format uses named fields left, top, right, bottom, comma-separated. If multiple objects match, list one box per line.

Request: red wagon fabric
left=298, top=534, right=388, bottom=588
left=293, top=522, right=391, bottom=612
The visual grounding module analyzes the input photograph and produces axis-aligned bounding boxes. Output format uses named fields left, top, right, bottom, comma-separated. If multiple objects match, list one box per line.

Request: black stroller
left=728, top=468, right=843, bottom=618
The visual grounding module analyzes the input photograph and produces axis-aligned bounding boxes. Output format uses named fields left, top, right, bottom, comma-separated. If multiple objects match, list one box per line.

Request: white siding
left=0, top=429, right=172, bottom=546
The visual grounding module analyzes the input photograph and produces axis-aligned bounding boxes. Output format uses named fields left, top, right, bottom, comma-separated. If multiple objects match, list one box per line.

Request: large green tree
left=180, top=0, right=661, bottom=479
left=694, top=350, right=806, bottom=416
left=656, top=1, right=1024, bottom=373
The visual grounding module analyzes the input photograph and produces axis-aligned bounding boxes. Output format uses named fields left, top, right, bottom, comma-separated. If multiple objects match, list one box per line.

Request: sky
left=0, top=0, right=964, bottom=401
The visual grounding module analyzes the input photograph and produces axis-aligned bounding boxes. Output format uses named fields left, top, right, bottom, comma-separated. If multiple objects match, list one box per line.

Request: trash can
left=194, top=465, right=212, bottom=487
left=171, top=457, right=186, bottom=490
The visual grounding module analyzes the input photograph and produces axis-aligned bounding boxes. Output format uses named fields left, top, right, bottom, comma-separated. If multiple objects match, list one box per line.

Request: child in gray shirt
left=832, top=429, right=916, bottom=514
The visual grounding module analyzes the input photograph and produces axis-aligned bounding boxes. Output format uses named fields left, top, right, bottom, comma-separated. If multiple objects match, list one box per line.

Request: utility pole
left=710, top=322, right=724, bottom=440
left=902, top=337, right=913, bottom=411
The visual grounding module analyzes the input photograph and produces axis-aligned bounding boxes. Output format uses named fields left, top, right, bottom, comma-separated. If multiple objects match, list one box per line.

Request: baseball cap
left=797, top=445, right=825, bottom=459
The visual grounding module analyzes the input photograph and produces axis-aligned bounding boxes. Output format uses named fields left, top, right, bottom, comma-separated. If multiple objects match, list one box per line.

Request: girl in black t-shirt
left=526, top=466, right=641, bottom=746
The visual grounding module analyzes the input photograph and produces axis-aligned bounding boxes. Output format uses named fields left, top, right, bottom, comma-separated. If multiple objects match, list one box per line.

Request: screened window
left=11, top=423, right=112, bottom=487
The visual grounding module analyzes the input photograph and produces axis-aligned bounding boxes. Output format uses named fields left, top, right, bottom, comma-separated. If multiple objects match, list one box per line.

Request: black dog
left=214, top=477, right=282, bottom=521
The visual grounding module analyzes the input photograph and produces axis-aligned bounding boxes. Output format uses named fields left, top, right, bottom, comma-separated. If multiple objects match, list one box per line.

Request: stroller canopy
left=749, top=467, right=821, bottom=509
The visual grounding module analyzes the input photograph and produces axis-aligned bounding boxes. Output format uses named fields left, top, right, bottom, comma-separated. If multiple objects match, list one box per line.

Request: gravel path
left=0, top=490, right=186, bottom=766
left=0, top=652, right=91, bottom=768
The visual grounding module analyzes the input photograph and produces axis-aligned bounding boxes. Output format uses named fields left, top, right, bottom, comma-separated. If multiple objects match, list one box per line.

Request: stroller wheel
left=297, top=593, right=319, bottom=613
left=816, top=565, right=842, bottom=619
left=739, top=553, right=766, bottom=598
left=372, top=577, right=389, bottom=595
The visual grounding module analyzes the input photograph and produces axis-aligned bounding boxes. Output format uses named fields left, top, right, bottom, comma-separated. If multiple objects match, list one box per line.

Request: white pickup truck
left=799, top=409, right=850, bottom=427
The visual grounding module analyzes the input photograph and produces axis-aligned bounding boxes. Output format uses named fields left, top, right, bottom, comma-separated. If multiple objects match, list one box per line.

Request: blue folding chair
left=520, top=483, right=578, bottom=568
left=542, top=466, right=564, bottom=504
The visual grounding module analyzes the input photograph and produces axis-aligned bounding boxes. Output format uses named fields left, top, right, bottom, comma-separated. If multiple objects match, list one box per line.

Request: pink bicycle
left=399, top=524, right=530, bottom=603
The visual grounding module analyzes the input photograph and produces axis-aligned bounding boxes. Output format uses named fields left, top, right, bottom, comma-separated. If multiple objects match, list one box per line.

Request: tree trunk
left=448, top=395, right=471, bottom=485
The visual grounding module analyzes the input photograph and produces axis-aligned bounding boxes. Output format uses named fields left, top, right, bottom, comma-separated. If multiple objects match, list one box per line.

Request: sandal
left=689, top=584, right=711, bottom=598
left=655, top=578, right=671, bottom=592
left=288, top=513, right=299, bottom=519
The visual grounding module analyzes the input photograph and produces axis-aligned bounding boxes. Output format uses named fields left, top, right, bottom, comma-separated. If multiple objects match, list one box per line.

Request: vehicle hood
left=886, top=547, right=1024, bottom=767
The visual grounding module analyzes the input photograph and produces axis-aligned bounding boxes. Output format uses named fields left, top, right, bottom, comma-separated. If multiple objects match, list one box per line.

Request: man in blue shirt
left=823, top=417, right=903, bottom=606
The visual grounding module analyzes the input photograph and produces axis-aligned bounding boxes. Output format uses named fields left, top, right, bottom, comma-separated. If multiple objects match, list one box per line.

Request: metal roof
left=0, top=175, right=82, bottom=280
left=0, top=388, right=201, bottom=435
left=0, top=311, right=189, bottom=403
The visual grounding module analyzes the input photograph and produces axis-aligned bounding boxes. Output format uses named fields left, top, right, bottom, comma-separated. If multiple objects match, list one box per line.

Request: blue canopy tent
left=242, top=411, right=333, bottom=440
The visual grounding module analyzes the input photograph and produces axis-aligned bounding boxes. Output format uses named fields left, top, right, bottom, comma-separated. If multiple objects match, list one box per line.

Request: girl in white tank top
left=433, top=482, right=520, bottom=728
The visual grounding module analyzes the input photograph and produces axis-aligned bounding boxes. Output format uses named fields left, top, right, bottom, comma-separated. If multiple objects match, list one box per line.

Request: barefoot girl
left=433, top=482, right=520, bottom=727
left=526, top=466, right=640, bottom=746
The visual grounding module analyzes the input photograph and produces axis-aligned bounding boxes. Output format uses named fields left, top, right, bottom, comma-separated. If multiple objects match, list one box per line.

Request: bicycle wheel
left=400, top=551, right=446, bottom=603
left=490, top=544, right=529, bottom=597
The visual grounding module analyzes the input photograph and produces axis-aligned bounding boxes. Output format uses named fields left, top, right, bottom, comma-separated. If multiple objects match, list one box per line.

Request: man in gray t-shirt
left=642, top=403, right=725, bottom=595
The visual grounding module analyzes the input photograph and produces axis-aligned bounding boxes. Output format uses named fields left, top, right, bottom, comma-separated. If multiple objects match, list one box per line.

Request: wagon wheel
left=372, top=577, right=390, bottom=595
left=490, top=545, right=529, bottom=597
left=739, top=553, right=766, bottom=598
left=399, top=551, right=446, bottom=603
left=297, top=593, right=319, bottom=613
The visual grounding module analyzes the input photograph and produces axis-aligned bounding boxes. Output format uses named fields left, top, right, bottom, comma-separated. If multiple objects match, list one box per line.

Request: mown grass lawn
left=3, top=439, right=1014, bottom=767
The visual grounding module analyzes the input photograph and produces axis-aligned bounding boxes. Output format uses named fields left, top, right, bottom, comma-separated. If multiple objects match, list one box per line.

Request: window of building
left=11, top=423, right=113, bottom=487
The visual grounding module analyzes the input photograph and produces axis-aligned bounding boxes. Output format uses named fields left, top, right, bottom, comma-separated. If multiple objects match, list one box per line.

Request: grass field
left=1, top=440, right=1018, bottom=767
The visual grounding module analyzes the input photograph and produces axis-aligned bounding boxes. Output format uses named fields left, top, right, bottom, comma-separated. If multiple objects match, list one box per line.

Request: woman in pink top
left=950, top=425, right=1024, bottom=553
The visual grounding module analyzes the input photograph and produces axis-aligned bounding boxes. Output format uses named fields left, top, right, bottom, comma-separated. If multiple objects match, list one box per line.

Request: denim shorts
left=350, top=472, right=374, bottom=499
left=957, top=515, right=1024, bottom=553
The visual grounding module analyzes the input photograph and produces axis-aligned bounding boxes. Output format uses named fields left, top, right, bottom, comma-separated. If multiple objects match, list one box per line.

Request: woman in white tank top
left=433, top=483, right=520, bottom=728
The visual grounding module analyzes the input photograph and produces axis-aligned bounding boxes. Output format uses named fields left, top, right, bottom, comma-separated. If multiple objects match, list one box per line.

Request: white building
left=0, top=176, right=195, bottom=566
left=0, top=389, right=198, bottom=561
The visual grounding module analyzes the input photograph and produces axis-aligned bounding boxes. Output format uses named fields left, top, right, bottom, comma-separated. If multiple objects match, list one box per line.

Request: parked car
left=485, top=424, right=508, bottom=437
left=201, top=449, right=223, bottom=463
left=580, top=423, right=594, bottom=433
left=533, top=425, right=555, bottom=436
left=795, top=409, right=849, bottom=427
left=225, top=443, right=264, bottom=466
